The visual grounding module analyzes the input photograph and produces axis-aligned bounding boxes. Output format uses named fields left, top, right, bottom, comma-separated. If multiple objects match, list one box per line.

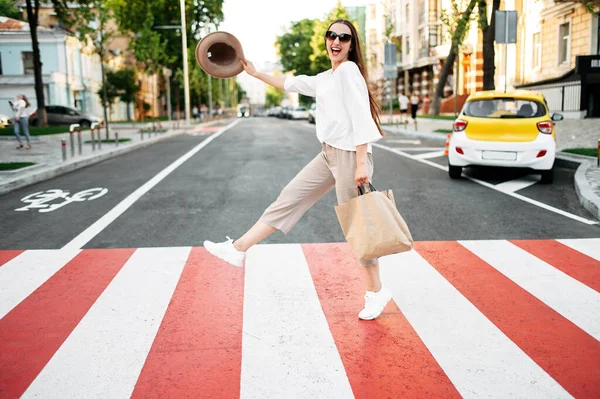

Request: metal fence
left=523, top=81, right=581, bottom=112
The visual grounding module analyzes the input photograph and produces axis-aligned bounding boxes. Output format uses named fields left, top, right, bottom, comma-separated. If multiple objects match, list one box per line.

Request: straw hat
left=195, top=31, right=245, bottom=78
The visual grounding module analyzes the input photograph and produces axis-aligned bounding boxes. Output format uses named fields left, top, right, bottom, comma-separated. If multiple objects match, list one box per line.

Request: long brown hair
left=326, top=19, right=384, bottom=136
left=21, top=95, right=31, bottom=108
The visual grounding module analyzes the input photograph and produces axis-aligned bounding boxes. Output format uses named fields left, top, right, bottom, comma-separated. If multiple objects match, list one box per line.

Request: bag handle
left=357, top=183, right=377, bottom=196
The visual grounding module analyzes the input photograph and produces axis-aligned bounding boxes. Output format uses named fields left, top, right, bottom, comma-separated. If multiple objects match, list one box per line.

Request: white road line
left=22, top=247, right=191, bottom=399
left=413, top=150, right=447, bottom=159
left=374, top=143, right=598, bottom=225
left=392, top=147, right=446, bottom=151
left=459, top=240, right=600, bottom=341
left=240, top=244, right=353, bottom=399
left=558, top=238, right=600, bottom=261
left=381, top=250, right=570, bottom=399
left=62, top=120, right=240, bottom=250
left=385, top=139, right=422, bottom=145
left=0, top=249, right=81, bottom=319
left=495, top=175, right=541, bottom=193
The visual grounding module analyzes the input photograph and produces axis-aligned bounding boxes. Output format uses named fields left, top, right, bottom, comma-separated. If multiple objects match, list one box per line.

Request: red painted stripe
left=303, top=243, right=461, bottom=399
left=0, top=248, right=135, bottom=399
left=416, top=241, right=600, bottom=398
left=0, top=250, right=24, bottom=267
left=511, top=240, right=600, bottom=293
left=132, top=247, right=244, bottom=399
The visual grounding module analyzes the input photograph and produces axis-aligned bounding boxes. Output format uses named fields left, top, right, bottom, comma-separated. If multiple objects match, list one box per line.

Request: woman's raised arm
left=240, top=59, right=286, bottom=91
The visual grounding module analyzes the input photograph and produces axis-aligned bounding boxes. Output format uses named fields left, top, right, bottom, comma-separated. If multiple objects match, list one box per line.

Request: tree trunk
left=430, top=0, right=478, bottom=115
left=480, top=0, right=501, bottom=90
left=25, top=0, right=47, bottom=127
left=126, top=102, right=131, bottom=121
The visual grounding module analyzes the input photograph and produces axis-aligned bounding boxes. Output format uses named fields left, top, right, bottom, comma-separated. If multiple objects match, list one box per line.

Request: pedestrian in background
left=192, top=105, right=199, bottom=121
left=12, top=94, right=32, bottom=149
left=398, top=92, right=409, bottom=124
left=204, top=19, right=394, bottom=321
left=410, top=92, right=420, bottom=123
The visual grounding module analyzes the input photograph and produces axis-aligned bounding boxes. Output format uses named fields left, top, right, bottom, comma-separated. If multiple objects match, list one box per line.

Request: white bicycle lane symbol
left=15, top=188, right=108, bottom=213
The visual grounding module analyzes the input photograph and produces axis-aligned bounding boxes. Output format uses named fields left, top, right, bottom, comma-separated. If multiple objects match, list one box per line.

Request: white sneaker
left=203, top=236, right=246, bottom=267
left=358, top=287, right=393, bottom=320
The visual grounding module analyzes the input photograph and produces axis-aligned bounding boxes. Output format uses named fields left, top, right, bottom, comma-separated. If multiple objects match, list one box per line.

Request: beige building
left=515, top=0, right=600, bottom=118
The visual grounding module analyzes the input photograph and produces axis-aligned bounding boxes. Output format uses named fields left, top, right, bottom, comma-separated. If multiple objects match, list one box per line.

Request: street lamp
left=179, top=0, right=191, bottom=125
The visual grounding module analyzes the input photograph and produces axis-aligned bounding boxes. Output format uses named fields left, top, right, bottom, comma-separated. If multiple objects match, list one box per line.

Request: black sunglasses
left=325, top=31, right=352, bottom=43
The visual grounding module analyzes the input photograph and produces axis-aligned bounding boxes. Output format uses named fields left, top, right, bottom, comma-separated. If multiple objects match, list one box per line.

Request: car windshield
left=463, top=98, right=546, bottom=118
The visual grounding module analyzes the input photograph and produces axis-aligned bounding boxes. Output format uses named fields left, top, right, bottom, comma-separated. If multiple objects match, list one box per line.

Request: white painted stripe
left=0, top=249, right=80, bottom=319
left=414, top=150, right=447, bottom=159
left=374, top=143, right=598, bottom=225
left=23, top=247, right=191, bottom=399
left=495, top=175, right=541, bottom=193
left=558, top=238, right=600, bottom=261
left=62, top=120, right=240, bottom=250
left=459, top=240, right=600, bottom=341
left=393, top=147, right=446, bottom=151
left=240, top=244, right=353, bottom=399
left=385, top=139, right=422, bottom=145
left=380, top=250, right=571, bottom=399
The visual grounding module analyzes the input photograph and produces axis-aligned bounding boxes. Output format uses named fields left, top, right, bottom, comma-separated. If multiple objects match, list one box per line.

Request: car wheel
left=79, top=120, right=91, bottom=128
left=448, top=164, right=462, bottom=179
left=540, top=167, right=554, bottom=184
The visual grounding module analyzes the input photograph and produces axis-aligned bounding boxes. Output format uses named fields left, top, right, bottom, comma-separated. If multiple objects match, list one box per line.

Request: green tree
left=0, top=0, right=22, bottom=19
left=265, top=85, right=285, bottom=108
left=477, top=0, right=501, bottom=90
left=110, top=67, right=140, bottom=120
left=430, top=0, right=478, bottom=115
left=23, top=0, right=48, bottom=126
left=309, top=1, right=351, bottom=74
left=97, top=69, right=120, bottom=117
left=276, top=19, right=315, bottom=76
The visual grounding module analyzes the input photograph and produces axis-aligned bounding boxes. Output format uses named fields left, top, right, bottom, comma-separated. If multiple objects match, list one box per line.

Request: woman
left=410, top=92, right=420, bottom=123
left=13, top=95, right=32, bottom=149
left=204, top=19, right=392, bottom=320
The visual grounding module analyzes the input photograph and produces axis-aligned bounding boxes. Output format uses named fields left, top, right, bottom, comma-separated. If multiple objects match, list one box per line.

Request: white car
left=289, top=106, right=308, bottom=120
left=0, top=113, right=12, bottom=128
left=448, top=90, right=561, bottom=183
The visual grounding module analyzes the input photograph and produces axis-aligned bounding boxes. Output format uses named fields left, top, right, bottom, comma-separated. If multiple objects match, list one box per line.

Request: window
left=405, top=4, right=410, bottom=26
left=558, top=22, right=570, bottom=65
left=22, top=51, right=34, bottom=74
left=370, top=4, right=377, bottom=20
left=464, top=98, right=546, bottom=118
left=419, top=0, right=426, bottom=25
left=0, top=52, right=2, bottom=75
left=419, top=28, right=428, bottom=57
left=532, top=32, right=541, bottom=69
left=406, top=35, right=410, bottom=55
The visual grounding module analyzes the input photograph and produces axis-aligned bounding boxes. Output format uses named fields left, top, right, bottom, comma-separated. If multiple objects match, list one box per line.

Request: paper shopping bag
left=334, top=184, right=414, bottom=262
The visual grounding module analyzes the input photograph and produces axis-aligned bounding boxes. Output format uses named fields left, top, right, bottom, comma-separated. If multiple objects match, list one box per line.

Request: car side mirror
left=551, top=113, right=564, bottom=122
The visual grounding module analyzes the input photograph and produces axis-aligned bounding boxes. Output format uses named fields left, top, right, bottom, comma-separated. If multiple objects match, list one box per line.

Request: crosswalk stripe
left=511, top=239, right=600, bottom=293
left=0, top=249, right=135, bottom=398
left=460, top=240, right=600, bottom=341
left=416, top=241, right=600, bottom=398
left=0, top=249, right=81, bottom=319
left=558, top=238, right=600, bottom=261
left=303, top=243, right=462, bottom=399
left=0, top=250, right=23, bottom=268
left=22, top=247, right=191, bottom=399
left=380, top=249, right=571, bottom=399
left=132, top=248, right=245, bottom=398
left=240, top=244, right=353, bottom=399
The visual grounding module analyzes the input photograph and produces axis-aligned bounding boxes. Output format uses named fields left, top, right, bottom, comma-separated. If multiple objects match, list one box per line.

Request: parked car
left=29, top=106, right=103, bottom=128
left=289, top=106, right=308, bottom=120
left=448, top=90, right=562, bottom=184
left=308, top=103, right=316, bottom=124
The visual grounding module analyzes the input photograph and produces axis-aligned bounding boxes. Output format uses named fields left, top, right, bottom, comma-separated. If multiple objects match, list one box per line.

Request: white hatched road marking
left=240, top=244, right=353, bottom=399
left=413, top=150, right=447, bottom=159
left=380, top=250, right=571, bottom=399
left=558, top=238, right=600, bottom=261
left=22, top=247, right=191, bottom=399
left=459, top=240, right=600, bottom=341
left=0, top=249, right=80, bottom=319
left=494, top=175, right=541, bottom=193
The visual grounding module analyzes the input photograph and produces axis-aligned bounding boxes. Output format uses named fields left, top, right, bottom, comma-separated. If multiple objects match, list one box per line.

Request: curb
left=0, top=130, right=188, bottom=196
left=574, top=160, right=600, bottom=221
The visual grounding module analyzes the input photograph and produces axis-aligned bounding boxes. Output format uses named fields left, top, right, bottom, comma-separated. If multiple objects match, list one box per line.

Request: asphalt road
left=1, top=117, right=598, bottom=250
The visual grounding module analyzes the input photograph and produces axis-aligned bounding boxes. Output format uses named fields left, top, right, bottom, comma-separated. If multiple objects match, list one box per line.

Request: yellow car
left=448, top=90, right=563, bottom=183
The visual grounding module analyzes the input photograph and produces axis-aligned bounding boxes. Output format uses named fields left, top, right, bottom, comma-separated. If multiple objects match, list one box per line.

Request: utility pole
left=179, top=0, right=191, bottom=124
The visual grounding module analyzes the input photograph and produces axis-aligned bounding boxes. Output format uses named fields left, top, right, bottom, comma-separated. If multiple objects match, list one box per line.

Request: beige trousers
left=260, top=143, right=377, bottom=266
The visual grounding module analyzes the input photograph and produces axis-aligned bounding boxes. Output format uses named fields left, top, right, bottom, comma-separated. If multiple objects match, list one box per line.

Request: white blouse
left=283, top=61, right=381, bottom=153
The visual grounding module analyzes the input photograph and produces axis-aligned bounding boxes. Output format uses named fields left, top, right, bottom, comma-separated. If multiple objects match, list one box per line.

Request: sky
left=219, top=0, right=364, bottom=67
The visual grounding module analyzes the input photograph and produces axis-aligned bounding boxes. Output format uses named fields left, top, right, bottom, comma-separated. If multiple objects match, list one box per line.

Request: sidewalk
left=382, top=119, right=600, bottom=221
left=0, top=119, right=232, bottom=196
